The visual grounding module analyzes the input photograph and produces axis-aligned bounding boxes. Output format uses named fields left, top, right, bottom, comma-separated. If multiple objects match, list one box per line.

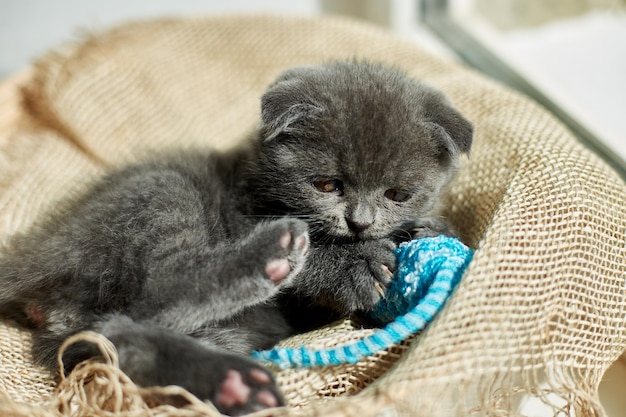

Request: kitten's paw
left=105, top=324, right=283, bottom=417
left=212, top=360, right=283, bottom=416
left=249, top=218, right=309, bottom=286
left=343, top=239, right=396, bottom=312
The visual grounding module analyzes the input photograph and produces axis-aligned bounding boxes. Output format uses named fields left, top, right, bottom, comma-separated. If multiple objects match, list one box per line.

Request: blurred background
left=1, top=1, right=625, bottom=415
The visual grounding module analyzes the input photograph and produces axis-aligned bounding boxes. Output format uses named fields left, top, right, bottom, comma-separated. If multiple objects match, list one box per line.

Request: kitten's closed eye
left=384, top=189, right=411, bottom=202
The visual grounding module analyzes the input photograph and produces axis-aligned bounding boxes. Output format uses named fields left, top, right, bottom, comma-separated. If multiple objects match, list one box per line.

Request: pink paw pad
left=216, top=370, right=250, bottom=408
left=295, top=234, right=309, bottom=254
left=265, top=259, right=290, bottom=284
left=257, top=390, right=279, bottom=408
left=250, top=368, right=271, bottom=384
left=279, top=232, right=291, bottom=249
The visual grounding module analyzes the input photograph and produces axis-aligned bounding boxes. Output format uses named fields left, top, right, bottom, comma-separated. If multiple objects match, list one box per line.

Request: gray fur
left=0, top=61, right=472, bottom=416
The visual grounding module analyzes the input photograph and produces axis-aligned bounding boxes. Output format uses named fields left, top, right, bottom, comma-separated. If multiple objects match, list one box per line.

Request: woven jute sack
left=0, top=15, right=624, bottom=417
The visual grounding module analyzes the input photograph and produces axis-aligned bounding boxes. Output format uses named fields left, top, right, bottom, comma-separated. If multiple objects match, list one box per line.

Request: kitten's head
left=252, top=61, right=472, bottom=241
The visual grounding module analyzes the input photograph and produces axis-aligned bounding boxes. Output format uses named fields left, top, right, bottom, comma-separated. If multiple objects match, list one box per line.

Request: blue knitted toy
left=252, top=235, right=473, bottom=369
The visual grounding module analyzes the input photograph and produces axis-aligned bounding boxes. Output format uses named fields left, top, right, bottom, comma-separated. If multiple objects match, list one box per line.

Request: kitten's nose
left=346, top=202, right=376, bottom=234
left=345, top=218, right=372, bottom=234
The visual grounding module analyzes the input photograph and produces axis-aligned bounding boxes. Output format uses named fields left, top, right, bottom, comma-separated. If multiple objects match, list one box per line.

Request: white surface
left=503, top=11, right=626, bottom=164
left=451, top=6, right=626, bottom=164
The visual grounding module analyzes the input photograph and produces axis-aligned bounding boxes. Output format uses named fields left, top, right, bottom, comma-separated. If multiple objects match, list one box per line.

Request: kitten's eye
left=314, top=179, right=344, bottom=195
left=384, top=189, right=411, bottom=202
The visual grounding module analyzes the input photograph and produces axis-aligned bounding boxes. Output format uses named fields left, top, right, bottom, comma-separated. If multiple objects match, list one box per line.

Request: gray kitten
left=0, top=61, right=472, bottom=416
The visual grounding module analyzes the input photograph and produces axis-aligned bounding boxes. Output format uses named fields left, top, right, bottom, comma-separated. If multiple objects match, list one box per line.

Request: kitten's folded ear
left=418, top=83, right=473, bottom=157
left=260, top=67, right=326, bottom=141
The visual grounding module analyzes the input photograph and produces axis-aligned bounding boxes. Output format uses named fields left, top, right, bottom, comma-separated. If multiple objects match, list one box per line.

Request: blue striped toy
left=252, top=235, right=473, bottom=369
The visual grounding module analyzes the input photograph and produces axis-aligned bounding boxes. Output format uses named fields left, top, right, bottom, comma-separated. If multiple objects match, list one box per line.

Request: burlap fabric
left=0, top=15, right=624, bottom=417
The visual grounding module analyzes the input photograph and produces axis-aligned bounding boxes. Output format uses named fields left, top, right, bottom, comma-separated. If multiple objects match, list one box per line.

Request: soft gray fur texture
left=0, top=61, right=472, bottom=416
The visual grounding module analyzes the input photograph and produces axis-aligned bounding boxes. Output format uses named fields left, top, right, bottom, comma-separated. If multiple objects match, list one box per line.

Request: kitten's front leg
left=290, top=239, right=396, bottom=315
